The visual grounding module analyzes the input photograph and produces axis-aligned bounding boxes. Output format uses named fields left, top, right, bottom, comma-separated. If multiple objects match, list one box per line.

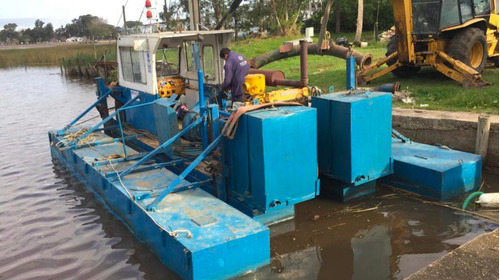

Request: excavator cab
left=412, top=0, right=492, bottom=37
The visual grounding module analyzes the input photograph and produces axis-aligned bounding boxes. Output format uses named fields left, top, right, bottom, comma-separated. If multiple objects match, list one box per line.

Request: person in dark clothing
left=220, top=48, right=250, bottom=103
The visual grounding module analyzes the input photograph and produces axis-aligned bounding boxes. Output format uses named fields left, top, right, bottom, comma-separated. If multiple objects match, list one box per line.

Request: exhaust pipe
left=273, top=40, right=309, bottom=88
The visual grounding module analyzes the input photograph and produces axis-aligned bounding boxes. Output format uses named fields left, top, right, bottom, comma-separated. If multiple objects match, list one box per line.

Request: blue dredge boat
left=49, top=30, right=482, bottom=279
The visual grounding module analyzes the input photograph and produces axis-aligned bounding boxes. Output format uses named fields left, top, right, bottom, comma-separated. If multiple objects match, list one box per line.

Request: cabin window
left=473, top=0, right=490, bottom=15
left=440, top=0, right=460, bottom=28
left=120, top=47, right=146, bottom=83
left=412, top=0, right=441, bottom=34
left=185, top=41, right=197, bottom=72
left=203, top=45, right=215, bottom=80
left=460, top=0, right=473, bottom=22
left=156, top=46, right=180, bottom=76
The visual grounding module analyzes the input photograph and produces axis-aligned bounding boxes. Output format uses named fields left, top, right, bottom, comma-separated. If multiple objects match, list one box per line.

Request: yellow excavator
left=358, top=0, right=499, bottom=87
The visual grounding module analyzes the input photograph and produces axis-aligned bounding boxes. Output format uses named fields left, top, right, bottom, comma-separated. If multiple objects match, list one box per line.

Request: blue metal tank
left=225, top=106, right=320, bottom=219
left=311, top=90, right=393, bottom=200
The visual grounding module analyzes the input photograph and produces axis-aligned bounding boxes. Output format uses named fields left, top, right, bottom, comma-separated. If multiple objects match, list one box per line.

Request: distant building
left=66, top=37, right=83, bottom=42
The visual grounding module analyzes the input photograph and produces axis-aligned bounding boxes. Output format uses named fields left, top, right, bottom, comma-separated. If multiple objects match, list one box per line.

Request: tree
left=317, top=0, right=335, bottom=53
left=160, top=0, right=186, bottom=30
left=44, top=23, right=54, bottom=41
left=30, top=19, right=53, bottom=42
left=269, top=0, right=305, bottom=35
left=248, top=0, right=271, bottom=33
left=64, top=14, right=99, bottom=37
left=354, top=0, right=363, bottom=44
left=211, top=0, right=225, bottom=27
left=303, top=0, right=393, bottom=35
left=0, top=23, right=18, bottom=43
left=88, top=18, right=116, bottom=39
left=55, top=25, right=66, bottom=39
left=335, top=0, right=341, bottom=33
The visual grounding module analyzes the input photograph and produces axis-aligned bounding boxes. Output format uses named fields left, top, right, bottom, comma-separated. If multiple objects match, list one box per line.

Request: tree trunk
left=213, top=0, right=223, bottom=28
left=317, top=0, right=335, bottom=54
left=270, top=0, right=282, bottom=32
left=354, top=0, right=363, bottom=44
left=335, top=0, right=341, bottom=33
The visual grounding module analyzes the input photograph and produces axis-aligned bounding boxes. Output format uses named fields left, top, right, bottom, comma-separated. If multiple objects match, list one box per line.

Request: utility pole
left=122, top=5, right=127, bottom=34
left=188, top=0, right=200, bottom=31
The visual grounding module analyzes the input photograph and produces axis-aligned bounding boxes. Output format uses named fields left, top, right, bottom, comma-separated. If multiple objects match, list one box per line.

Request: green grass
left=1, top=34, right=497, bottom=113
left=231, top=34, right=499, bottom=114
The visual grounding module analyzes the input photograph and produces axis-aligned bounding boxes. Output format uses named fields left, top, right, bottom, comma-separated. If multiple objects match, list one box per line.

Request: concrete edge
left=392, top=108, right=499, bottom=171
left=405, top=228, right=499, bottom=280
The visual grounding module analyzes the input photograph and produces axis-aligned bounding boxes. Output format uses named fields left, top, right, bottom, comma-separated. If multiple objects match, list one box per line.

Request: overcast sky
left=0, top=0, right=160, bottom=29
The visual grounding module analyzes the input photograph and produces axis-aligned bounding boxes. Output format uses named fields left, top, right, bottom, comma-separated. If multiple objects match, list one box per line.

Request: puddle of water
left=241, top=182, right=498, bottom=279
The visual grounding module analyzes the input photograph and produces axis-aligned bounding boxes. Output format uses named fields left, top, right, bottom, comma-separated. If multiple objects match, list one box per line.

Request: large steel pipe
left=273, top=40, right=309, bottom=88
left=249, top=40, right=372, bottom=71
left=247, top=69, right=285, bottom=86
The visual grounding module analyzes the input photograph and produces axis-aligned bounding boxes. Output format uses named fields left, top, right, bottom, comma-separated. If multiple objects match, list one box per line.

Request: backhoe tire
left=447, top=27, right=487, bottom=73
left=386, top=35, right=421, bottom=78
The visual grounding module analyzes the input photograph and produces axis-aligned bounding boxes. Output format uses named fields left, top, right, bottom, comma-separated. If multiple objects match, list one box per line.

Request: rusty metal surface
left=247, top=69, right=286, bottom=86
left=249, top=42, right=373, bottom=70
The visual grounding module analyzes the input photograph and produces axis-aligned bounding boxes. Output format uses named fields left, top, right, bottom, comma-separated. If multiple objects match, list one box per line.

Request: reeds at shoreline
left=0, top=42, right=117, bottom=68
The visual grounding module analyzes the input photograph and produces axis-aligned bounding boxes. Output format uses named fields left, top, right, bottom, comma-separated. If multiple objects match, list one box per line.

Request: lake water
left=0, top=67, right=496, bottom=280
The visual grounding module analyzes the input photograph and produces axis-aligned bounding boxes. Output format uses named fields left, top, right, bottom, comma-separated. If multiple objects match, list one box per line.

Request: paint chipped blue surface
left=380, top=140, right=482, bottom=201
left=49, top=130, right=270, bottom=280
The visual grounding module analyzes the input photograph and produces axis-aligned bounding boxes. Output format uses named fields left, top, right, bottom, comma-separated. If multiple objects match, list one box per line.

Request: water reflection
left=269, top=192, right=497, bottom=280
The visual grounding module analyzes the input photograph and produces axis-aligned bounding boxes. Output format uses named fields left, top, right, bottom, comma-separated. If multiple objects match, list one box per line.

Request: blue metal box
left=226, top=106, right=319, bottom=216
left=153, top=98, right=179, bottom=157
left=379, top=140, right=482, bottom=201
left=311, top=90, right=393, bottom=185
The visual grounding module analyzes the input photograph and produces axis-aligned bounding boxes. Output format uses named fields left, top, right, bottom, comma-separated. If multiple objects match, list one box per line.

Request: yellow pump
left=243, top=74, right=309, bottom=104
left=243, top=74, right=266, bottom=95
left=157, top=77, right=185, bottom=98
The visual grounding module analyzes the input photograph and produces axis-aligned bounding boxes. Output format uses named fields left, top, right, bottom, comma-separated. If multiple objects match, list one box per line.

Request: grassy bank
left=1, top=34, right=497, bottom=113
left=231, top=34, right=499, bottom=114
left=0, top=43, right=116, bottom=68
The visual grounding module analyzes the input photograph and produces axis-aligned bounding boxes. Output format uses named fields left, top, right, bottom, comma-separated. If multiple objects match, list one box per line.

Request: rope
left=221, top=102, right=303, bottom=139
left=55, top=128, right=98, bottom=148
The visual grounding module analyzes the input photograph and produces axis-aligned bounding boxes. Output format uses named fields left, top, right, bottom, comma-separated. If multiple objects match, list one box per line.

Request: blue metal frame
left=392, top=129, right=411, bottom=143
left=147, top=135, right=223, bottom=211
left=346, top=54, right=356, bottom=90
left=193, top=42, right=209, bottom=150
left=58, top=88, right=112, bottom=135
left=63, top=95, right=140, bottom=149
left=108, top=158, right=191, bottom=178
left=117, top=118, right=203, bottom=178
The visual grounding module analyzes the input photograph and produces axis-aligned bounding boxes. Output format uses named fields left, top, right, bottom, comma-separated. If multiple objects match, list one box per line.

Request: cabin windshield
left=156, top=46, right=180, bottom=76
left=412, top=0, right=441, bottom=34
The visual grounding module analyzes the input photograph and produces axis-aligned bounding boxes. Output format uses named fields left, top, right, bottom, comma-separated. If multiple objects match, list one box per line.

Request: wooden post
left=475, top=115, right=491, bottom=158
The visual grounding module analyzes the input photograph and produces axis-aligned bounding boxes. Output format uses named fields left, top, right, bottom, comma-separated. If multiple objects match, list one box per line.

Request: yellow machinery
left=157, top=77, right=185, bottom=98
left=358, top=0, right=499, bottom=88
left=243, top=74, right=309, bottom=103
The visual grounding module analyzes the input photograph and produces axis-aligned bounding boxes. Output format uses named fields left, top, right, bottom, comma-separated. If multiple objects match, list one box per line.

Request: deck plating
left=49, top=131, right=270, bottom=280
